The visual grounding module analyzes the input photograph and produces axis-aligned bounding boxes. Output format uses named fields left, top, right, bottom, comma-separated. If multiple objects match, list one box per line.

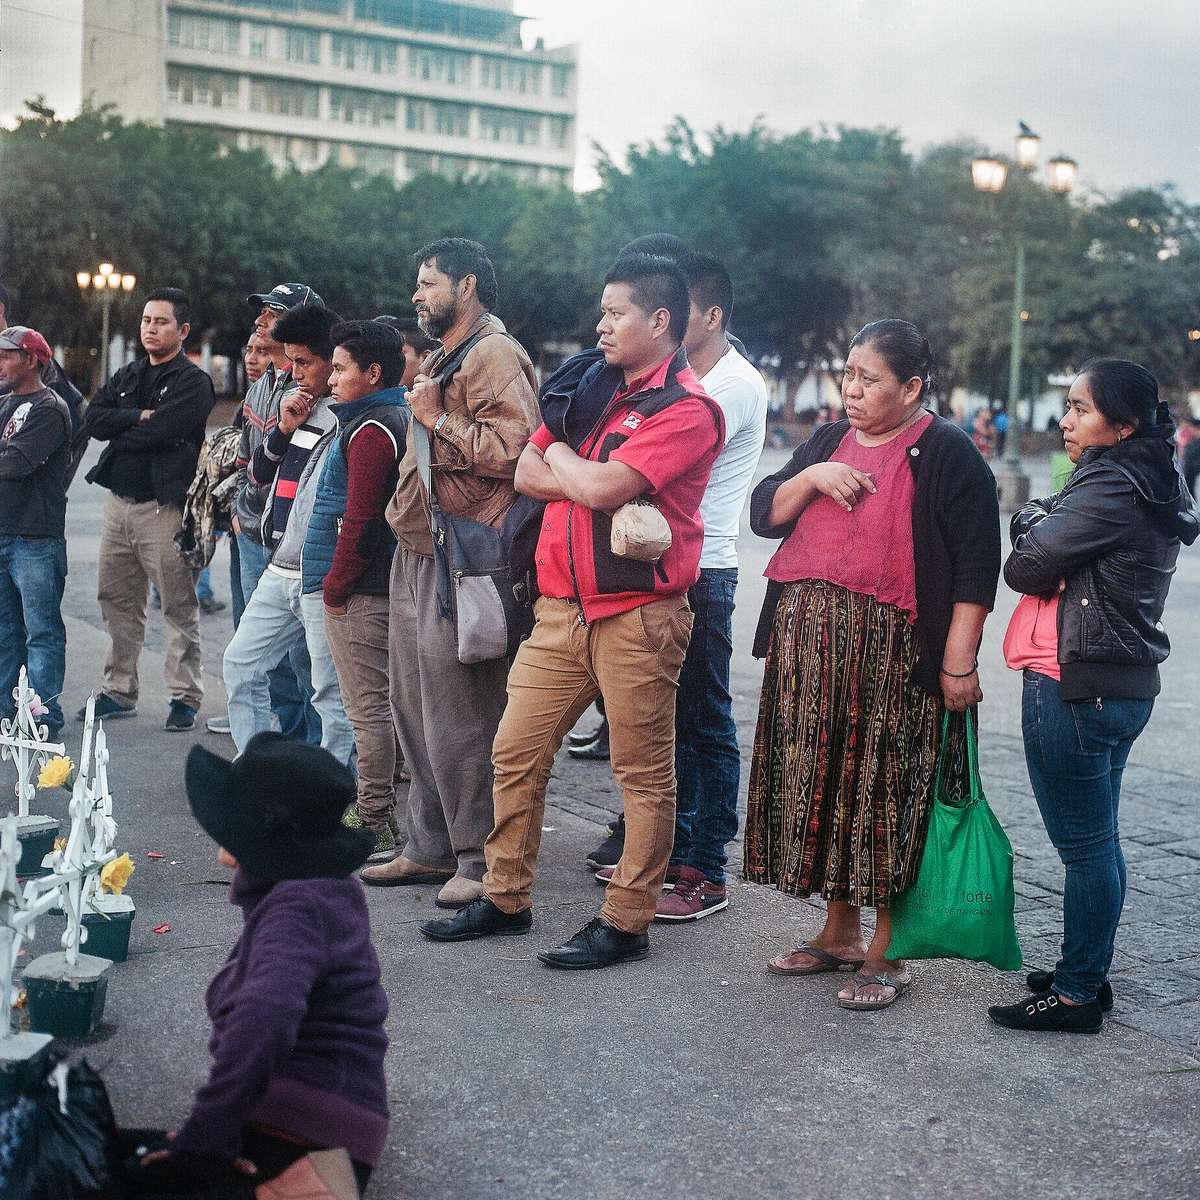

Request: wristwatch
left=433, top=411, right=451, bottom=435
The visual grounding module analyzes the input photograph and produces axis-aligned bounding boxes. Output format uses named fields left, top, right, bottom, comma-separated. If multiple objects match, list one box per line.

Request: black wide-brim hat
left=186, top=732, right=372, bottom=881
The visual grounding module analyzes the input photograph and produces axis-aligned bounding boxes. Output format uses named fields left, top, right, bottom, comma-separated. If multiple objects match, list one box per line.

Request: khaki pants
left=388, top=548, right=509, bottom=879
left=484, top=595, right=693, bottom=934
left=325, top=593, right=404, bottom=833
left=97, top=495, right=202, bottom=708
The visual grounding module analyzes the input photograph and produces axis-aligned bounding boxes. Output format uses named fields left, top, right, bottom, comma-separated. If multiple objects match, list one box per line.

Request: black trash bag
left=1, top=1055, right=116, bottom=1200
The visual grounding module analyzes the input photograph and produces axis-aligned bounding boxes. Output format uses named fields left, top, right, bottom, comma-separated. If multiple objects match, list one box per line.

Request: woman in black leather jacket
left=990, top=359, right=1199, bottom=1034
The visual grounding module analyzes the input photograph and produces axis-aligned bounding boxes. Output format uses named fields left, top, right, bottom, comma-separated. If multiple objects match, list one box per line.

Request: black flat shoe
left=419, top=896, right=531, bottom=943
left=537, top=917, right=649, bottom=970
left=1026, top=968, right=1114, bottom=1013
left=989, top=992, right=1103, bottom=1034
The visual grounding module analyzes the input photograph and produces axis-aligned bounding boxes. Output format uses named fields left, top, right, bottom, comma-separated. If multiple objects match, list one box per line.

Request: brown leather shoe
left=436, top=875, right=486, bottom=909
left=360, top=855, right=454, bottom=888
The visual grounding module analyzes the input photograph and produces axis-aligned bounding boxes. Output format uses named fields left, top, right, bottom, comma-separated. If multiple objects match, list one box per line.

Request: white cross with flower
left=0, top=668, right=66, bottom=818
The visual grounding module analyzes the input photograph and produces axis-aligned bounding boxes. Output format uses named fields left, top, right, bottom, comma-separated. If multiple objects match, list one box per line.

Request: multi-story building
left=81, top=0, right=578, bottom=187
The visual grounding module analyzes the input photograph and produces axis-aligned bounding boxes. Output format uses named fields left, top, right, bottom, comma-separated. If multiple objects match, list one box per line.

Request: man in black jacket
left=82, top=288, right=216, bottom=731
left=0, top=325, right=72, bottom=736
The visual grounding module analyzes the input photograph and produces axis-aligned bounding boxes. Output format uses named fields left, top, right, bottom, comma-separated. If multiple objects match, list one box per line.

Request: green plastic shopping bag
left=886, top=710, right=1022, bottom=970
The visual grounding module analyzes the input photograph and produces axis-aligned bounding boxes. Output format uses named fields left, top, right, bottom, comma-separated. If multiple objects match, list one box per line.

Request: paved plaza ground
left=16, top=442, right=1200, bottom=1198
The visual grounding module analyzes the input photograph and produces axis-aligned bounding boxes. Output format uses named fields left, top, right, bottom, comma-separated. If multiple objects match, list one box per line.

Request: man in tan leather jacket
left=361, top=238, right=538, bottom=908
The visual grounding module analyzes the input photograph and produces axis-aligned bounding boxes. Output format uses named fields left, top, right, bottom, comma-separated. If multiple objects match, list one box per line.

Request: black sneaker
left=79, top=693, right=137, bottom=721
left=585, top=815, right=625, bottom=870
left=568, top=717, right=608, bottom=748
left=199, top=595, right=227, bottom=615
left=1026, top=968, right=1114, bottom=1013
left=164, top=701, right=198, bottom=732
left=567, top=722, right=610, bottom=761
left=988, top=992, right=1103, bottom=1034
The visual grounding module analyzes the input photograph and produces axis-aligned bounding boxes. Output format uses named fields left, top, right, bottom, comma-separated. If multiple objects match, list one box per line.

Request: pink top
left=766, top=413, right=932, bottom=621
left=1002, top=593, right=1061, bottom=680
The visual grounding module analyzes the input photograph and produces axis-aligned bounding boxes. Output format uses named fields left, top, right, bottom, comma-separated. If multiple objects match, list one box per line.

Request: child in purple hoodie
left=127, top=732, right=389, bottom=1198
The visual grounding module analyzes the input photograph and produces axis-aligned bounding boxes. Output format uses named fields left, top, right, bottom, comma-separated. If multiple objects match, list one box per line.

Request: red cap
left=0, top=326, right=52, bottom=365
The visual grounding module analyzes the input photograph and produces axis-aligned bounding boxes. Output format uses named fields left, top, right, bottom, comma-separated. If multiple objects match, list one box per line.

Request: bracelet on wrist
left=940, top=661, right=978, bottom=679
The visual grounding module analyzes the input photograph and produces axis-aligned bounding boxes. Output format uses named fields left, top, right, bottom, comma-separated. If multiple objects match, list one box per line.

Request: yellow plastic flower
left=37, top=756, right=74, bottom=790
left=100, top=852, right=135, bottom=896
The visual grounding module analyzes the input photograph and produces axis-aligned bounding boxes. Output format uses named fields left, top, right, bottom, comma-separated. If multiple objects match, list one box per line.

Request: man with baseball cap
left=231, top=282, right=325, bottom=745
left=0, top=325, right=74, bottom=736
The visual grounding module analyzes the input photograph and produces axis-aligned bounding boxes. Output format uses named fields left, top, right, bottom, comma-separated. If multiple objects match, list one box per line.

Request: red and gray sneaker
left=594, top=863, right=683, bottom=891
left=653, top=866, right=729, bottom=922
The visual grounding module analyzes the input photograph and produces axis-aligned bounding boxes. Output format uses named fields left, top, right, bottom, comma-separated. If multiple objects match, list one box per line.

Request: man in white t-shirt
left=652, top=253, right=768, bottom=920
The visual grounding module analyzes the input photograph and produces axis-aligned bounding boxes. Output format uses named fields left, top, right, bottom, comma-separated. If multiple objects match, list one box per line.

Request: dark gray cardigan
left=750, top=414, right=1001, bottom=695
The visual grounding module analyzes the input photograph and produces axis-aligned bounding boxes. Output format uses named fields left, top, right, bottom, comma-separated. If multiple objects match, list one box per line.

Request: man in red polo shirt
left=421, top=253, right=724, bottom=969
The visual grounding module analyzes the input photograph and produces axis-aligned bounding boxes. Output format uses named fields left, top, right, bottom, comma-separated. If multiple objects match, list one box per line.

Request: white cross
left=0, top=667, right=66, bottom=818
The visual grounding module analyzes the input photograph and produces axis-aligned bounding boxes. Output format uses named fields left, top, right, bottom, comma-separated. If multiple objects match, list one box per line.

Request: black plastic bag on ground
left=1, top=1056, right=116, bottom=1199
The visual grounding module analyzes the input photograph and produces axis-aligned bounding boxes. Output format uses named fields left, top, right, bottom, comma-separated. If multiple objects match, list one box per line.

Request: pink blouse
left=1002, top=593, right=1061, bottom=680
left=766, top=413, right=932, bottom=621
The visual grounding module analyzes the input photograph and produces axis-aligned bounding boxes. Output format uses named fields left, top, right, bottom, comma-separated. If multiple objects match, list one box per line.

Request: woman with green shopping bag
left=745, top=320, right=1001, bottom=1011
left=989, top=359, right=1198, bottom=1034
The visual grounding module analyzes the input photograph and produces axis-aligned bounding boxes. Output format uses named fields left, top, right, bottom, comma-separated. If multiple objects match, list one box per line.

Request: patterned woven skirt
left=743, top=580, right=944, bottom=907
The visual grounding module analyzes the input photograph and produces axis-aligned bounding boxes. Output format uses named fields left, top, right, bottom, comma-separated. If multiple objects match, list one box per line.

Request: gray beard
left=418, top=309, right=453, bottom=339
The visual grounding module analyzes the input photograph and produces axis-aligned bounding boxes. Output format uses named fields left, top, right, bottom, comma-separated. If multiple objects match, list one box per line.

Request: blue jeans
left=236, top=533, right=320, bottom=744
left=670, top=568, right=740, bottom=883
left=1021, top=671, right=1153, bottom=1003
left=196, top=564, right=214, bottom=603
left=222, top=569, right=354, bottom=763
left=0, top=536, right=67, bottom=729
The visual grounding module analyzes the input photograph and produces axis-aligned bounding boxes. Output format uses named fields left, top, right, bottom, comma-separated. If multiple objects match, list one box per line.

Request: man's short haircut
left=618, top=233, right=689, bottom=262
left=604, top=254, right=690, bottom=344
left=412, top=238, right=498, bottom=309
left=272, top=303, right=341, bottom=360
left=145, top=287, right=191, bottom=327
left=376, top=314, right=438, bottom=357
left=0, top=282, right=11, bottom=317
left=683, top=252, right=734, bottom=330
left=330, top=320, right=405, bottom=388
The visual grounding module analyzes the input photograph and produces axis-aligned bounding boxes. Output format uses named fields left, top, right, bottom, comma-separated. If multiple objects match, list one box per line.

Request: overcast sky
left=4, top=0, right=1196, bottom=200
left=521, top=0, right=1200, bottom=200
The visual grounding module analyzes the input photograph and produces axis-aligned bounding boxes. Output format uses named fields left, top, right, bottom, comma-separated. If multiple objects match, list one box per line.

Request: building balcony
left=164, top=44, right=577, bottom=115
left=163, top=99, right=575, bottom=169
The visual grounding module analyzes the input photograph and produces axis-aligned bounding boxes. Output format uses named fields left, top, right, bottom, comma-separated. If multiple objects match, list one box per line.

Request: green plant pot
left=0, top=1032, right=55, bottom=1106
left=15, top=814, right=58, bottom=877
left=23, top=952, right=112, bottom=1038
left=82, top=897, right=136, bottom=962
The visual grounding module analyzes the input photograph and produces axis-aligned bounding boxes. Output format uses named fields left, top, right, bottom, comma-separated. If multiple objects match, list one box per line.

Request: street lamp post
left=972, top=126, right=1078, bottom=510
left=76, top=264, right=136, bottom=386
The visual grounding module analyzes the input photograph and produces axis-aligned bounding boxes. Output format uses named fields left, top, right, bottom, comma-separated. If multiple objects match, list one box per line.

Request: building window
left=284, top=28, right=321, bottom=64
left=405, top=99, right=427, bottom=132
left=480, top=57, right=541, bottom=95
left=550, top=64, right=571, bottom=98
left=247, top=23, right=270, bottom=58
left=167, top=12, right=239, bottom=54
left=478, top=107, right=541, bottom=146
left=249, top=78, right=319, bottom=119
left=331, top=34, right=397, bottom=73
left=549, top=115, right=571, bottom=149
left=288, top=136, right=323, bottom=166
left=405, top=150, right=434, bottom=175
left=329, top=87, right=397, bottom=127
left=432, top=101, right=470, bottom=138
left=359, top=145, right=396, bottom=176
left=408, top=46, right=471, bottom=85
left=167, top=66, right=239, bottom=109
